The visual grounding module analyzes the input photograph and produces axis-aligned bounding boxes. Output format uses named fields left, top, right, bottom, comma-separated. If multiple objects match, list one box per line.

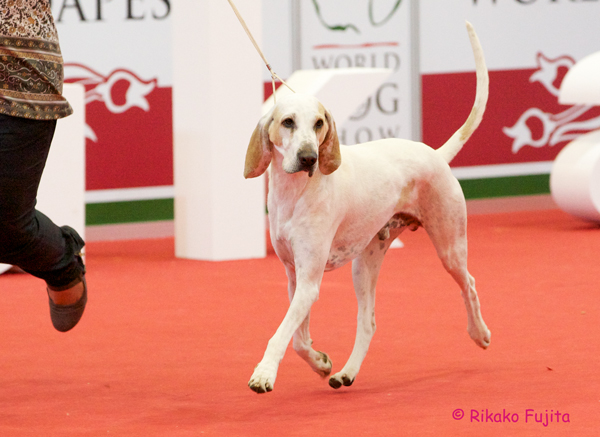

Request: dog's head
left=244, top=94, right=341, bottom=178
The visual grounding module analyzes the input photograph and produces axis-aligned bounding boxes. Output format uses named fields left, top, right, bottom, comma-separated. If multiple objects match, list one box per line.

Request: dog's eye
left=315, top=119, right=324, bottom=129
left=282, top=118, right=295, bottom=128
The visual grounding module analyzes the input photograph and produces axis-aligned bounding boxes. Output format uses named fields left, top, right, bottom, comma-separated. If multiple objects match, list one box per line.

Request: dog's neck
left=267, top=163, right=316, bottom=241
left=269, top=161, right=312, bottom=200
left=268, top=151, right=320, bottom=218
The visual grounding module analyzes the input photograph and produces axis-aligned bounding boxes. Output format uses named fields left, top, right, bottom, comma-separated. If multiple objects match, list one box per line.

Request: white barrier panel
left=262, top=68, right=393, bottom=126
left=173, top=0, right=266, bottom=261
left=1, top=83, right=86, bottom=274
left=550, top=130, right=600, bottom=223
left=37, top=84, right=86, bottom=239
left=292, top=0, right=417, bottom=145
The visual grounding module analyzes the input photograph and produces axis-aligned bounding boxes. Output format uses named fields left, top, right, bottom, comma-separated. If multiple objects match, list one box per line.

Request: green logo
left=311, top=0, right=403, bottom=34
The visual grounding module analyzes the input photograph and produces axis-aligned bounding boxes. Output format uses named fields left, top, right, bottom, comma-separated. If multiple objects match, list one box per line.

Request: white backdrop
left=294, top=0, right=417, bottom=145
left=420, top=0, right=600, bottom=73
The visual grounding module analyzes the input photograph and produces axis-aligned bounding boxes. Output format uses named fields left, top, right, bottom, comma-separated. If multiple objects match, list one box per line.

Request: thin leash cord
left=226, top=0, right=295, bottom=104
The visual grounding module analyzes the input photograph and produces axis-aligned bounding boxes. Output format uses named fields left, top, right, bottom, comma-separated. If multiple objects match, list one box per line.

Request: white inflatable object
left=559, top=51, right=600, bottom=105
left=550, top=130, right=600, bottom=222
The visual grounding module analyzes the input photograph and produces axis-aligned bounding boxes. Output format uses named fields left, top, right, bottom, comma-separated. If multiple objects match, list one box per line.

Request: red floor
left=0, top=209, right=599, bottom=436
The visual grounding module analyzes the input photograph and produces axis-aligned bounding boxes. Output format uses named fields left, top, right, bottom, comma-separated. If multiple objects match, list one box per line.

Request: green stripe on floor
left=84, top=174, right=551, bottom=225
left=459, top=174, right=550, bottom=200
left=86, top=198, right=174, bottom=225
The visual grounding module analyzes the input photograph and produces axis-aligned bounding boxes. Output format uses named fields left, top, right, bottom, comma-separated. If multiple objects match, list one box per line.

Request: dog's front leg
left=283, top=265, right=333, bottom=379
left=248, top=260, right=326, bottom=393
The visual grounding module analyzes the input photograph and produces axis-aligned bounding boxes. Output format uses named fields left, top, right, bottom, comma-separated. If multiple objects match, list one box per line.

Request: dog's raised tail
left=436, top=21, right=489, bottom=164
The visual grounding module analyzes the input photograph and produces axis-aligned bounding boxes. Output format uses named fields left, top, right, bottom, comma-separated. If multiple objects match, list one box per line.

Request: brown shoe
left=47, top=275, right=88, bottom=332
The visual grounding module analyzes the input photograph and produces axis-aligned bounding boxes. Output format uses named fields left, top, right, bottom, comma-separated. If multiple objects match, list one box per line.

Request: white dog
left=244, top=22, right=491, bottom=393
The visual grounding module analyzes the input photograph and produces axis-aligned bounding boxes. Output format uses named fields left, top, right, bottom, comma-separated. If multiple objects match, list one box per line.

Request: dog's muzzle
left=297, top=148, right=317, bottom=177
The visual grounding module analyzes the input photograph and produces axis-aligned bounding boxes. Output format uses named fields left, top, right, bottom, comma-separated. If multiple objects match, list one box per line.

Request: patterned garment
left=0, top=0, right=72, bottom=119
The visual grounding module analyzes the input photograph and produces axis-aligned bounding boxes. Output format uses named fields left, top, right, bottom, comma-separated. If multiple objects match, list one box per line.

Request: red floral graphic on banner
left=65, top=64, right=173, bottom=190
left=422, top=53, right=600, bottom=168
left=504, top=53, right=600, bottom=154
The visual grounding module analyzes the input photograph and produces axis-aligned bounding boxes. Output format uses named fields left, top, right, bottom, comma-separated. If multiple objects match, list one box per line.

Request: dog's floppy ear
left=244, top=113, right=273, bottom=179
left=319, top=108, right=341, bottom=175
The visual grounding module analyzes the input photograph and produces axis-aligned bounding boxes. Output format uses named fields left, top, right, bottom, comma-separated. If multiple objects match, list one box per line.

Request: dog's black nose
left=298, top=150, right=317, bottom=168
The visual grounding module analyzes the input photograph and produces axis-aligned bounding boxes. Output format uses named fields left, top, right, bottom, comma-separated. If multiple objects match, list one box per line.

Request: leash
left=226, top=0, right=295, bottom=104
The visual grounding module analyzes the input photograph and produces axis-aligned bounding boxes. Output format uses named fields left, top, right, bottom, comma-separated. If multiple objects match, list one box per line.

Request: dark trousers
left=0, top=113, right=85, bottom=288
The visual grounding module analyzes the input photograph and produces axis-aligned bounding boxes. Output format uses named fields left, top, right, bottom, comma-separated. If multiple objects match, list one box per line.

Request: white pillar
left=37, top=83, right=86, bottom=240
left=172, top=0, right=266, bottom=261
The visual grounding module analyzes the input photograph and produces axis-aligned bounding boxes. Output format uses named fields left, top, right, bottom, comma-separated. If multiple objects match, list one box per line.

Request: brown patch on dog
left=377, top=212, right=422, bottom=241
left=396, top=180, right=416, bottom=210
left=318, top=104, right=341, bottom=175
left=329, top=378, right=342, bottom=389
left=377, top=226, right=390, bottom=241
left=244, top=116, right=273, bottom=178
left=398, top=212, right=421, bottom=231
left=318, top=351, right=329, bottom=364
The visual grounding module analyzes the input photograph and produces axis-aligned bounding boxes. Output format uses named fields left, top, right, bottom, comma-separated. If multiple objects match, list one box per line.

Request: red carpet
left=0, top=209, right=599, bottom=436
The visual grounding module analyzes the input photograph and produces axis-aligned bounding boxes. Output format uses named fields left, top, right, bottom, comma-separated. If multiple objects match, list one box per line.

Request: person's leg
left=0, top=114, right=86, bottom=330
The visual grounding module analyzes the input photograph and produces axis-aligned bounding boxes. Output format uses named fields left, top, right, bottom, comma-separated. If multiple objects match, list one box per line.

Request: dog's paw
left=248, top=365, right=277, bottom=394
left=328, top=372, right=355, bottom=389
left=310, top=351, right=333, bottom=378
left=469, top=324, right=491, bottom=349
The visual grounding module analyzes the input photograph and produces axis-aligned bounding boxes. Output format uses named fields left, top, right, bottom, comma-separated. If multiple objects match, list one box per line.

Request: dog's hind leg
left=437, top=245, right=490, bottom=349
left=329, top=229, right=402, bottom=389
left=422, top=195, right=491, bottom=349
left=286, top=266, right=333, bottom=378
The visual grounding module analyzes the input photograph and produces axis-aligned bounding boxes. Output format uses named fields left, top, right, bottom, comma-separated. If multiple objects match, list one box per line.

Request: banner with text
left=295, top=0, right=415, bottom=145
left=51, top=0, right=172, bottom=192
